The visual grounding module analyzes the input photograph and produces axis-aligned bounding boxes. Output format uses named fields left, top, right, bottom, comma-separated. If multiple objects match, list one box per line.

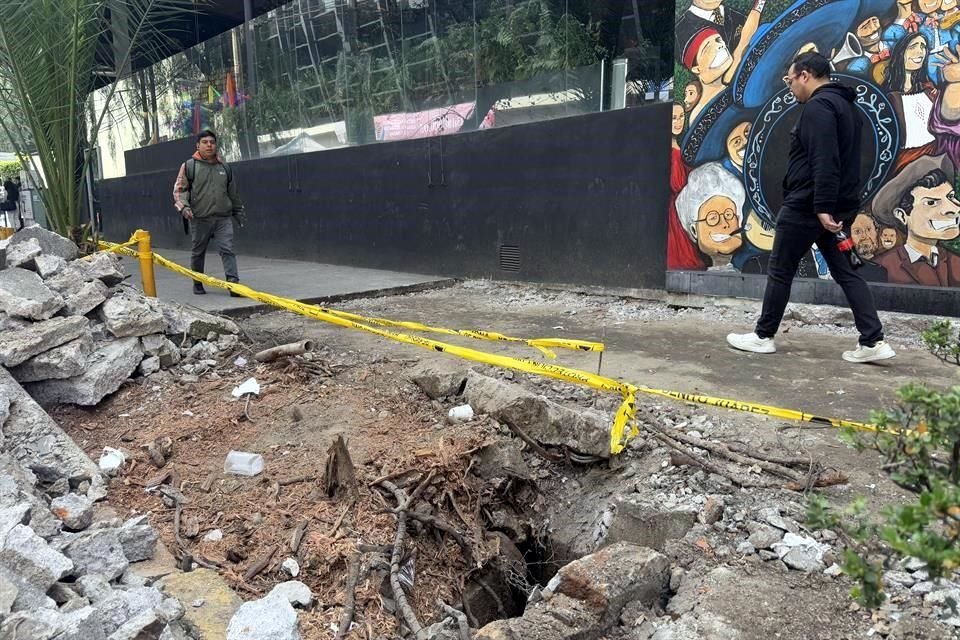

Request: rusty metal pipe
left=254, top=340, right=316, bottom=363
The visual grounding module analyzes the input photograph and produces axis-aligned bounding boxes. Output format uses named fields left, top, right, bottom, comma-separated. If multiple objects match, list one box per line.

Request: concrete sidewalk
left=117, top=248, right=453, bottom=315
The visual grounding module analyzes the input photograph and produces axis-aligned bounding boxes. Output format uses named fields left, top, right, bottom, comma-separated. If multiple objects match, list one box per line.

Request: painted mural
left=670, top=0, right=960, bottom=287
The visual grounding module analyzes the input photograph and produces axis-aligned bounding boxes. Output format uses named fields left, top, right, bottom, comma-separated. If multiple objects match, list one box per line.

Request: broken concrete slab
left=43, top=262, right=95, bottom=295
left=6, top=237, right=41, bottom=269
left=0, top=503, right=31, bottom=542
left=9, top=227, right=80, bottom=261
left=55, top=528, right=129, bottom=580
left=408, top=360, right=469, bottom=399
left=25, top=337, right=143, bottom=407
left=50, top=493, right=94, bottom=531
left=0, top=312, right=30, bottom=332
left=140, top=336, right=181, bottom=370
left=604, top=497, right=697, bottom=551
left=109, top=607, right=166, bottom=640
left=160, top=569, right=242, bottom=640
left=139, top=356, right=161, bottom=377
left=0, top=370, right=100, bottom=484
left=127, top=542, right=177, bottom=584
left=226, top=592, right=300, bottom=640
left=476, top=543, right=669, bottom=640
left=0, top=315, right=88, bottom=367
left=0, top=268, right=64, bottom=321
left=119, top=516, right=159, bottom=563
left=33, top=254, right=67, bottom=279
left=85, top=252, right=125, bottom=286
left=99, top=293, right=165, bottom=338
left=0, top=524, right=74, bottom=611
left=160, top=301, right=239, bottom=338
left=63, top=279, right=108, bottom=317
left=0, top=397, right=7, bottom=429
left=464, top=371, right=609, bottom=458
left=474, top=441, right=533, bottom=481
left=9, top=332, right=93, bottom=383
left=0, top=573, right=17, bottom=617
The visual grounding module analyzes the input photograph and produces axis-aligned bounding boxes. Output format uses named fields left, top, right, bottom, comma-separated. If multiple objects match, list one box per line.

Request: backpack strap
left=185, top=158, right=196, bottom=184
left=223, top=162, right=232, bottom=185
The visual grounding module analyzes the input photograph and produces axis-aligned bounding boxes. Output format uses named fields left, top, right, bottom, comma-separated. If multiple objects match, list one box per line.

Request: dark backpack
left=185, top=158, right=233, bottom=185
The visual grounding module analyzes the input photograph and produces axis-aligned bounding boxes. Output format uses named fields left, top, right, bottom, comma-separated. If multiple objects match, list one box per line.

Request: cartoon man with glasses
left=675, top=162, right=745, bottom=266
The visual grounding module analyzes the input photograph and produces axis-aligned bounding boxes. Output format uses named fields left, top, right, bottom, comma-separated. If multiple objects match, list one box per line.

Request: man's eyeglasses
left=696, top=210, right=737, bottom=227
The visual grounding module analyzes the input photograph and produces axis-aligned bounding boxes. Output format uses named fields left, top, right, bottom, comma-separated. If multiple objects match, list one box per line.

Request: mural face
left=669, top=0, right=960, bottom=287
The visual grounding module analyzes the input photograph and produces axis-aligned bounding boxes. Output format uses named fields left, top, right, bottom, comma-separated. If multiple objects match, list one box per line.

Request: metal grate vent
left=499, top=245, right=521, bottom=272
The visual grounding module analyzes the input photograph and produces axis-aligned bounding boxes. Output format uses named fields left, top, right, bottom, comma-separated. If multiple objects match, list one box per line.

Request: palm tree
left=0, top=0, right=197, bottom=241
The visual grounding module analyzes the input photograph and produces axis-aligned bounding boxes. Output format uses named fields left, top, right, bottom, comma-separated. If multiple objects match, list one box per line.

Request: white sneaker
left=726, top=332, right=776, bottom=354
left=842, top=341, right=896, bottom=363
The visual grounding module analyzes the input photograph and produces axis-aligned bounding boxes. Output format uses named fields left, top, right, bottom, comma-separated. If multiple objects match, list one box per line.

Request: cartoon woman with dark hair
left=667, top=103, right=707, bottom=270
left=883, top=32, right=939, bottom=172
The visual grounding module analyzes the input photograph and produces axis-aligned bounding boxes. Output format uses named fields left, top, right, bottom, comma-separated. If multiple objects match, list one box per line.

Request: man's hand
left=234, top=213, right=246, bottom=229
left=817, top=212, right=842, bottom=233
left=181, top=207, right=193, bottom=221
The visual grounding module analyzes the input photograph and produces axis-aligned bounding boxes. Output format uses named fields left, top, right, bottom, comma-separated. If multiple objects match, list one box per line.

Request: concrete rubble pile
left=0, top=353, right=193, bottom=638
left=0, top=227, right=241, bottom=407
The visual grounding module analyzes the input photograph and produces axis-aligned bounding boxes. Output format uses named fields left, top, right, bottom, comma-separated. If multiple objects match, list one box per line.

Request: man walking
left=726, top=52, right=895, bottom=363
left=172, top=129, right=245, bottom=296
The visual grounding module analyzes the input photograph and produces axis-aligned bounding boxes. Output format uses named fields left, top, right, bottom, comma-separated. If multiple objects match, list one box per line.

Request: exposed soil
left=51, top=281, right=960, bottom=639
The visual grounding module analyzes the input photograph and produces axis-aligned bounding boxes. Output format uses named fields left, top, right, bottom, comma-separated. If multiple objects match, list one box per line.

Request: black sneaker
left=227, top=278, right=242, bottom=298
left=193, top=283, right=206, bottom=295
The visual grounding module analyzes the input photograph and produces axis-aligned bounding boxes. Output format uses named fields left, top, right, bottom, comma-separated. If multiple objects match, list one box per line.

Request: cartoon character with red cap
left=677, top=0, right=767, bottom=120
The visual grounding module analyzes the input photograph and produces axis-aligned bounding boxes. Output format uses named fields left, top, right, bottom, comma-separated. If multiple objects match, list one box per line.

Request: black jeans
left=755, top=210, right=883, bottom=346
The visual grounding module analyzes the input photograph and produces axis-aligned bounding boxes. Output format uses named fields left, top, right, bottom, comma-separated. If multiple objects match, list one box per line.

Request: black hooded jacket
left=781, top=83, right=861, bottom=222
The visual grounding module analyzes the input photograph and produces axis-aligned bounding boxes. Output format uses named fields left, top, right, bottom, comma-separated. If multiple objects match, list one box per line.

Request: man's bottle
left=834, top=230, right=863, bottom=269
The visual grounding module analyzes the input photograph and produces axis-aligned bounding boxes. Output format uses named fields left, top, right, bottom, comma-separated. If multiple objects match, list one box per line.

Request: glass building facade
left=96, top=0, right=673, bottom=177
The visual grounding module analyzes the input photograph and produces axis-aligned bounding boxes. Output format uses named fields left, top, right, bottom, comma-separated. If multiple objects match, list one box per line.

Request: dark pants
left=191, top=217, right=238, bottom=282
left=755, top=211, right=883, bottom=346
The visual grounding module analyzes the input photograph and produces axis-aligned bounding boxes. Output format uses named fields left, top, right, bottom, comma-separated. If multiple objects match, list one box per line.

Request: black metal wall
left=101, top=105, right=672, bottom=289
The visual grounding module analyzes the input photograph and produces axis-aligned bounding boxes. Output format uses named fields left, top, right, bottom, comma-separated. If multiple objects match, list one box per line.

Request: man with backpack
left=172, top=129, right=245, bottom=296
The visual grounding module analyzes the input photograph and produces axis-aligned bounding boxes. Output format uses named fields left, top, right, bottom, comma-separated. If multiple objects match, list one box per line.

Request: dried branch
left=335, top=552, right=362, bottom=640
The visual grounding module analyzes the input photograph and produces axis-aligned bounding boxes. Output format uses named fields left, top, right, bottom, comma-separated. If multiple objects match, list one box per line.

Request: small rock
left=884, top=571, right=916, bottom=588
left=925, top=588, right=960, bottom=608
left=824, top=564, right=844, bottom=577
left=202, top=529, right=222, bottom=542
left=699, top=496, right=724, bottom=525
left=911, top=581, right=935, bottom=595
left=736, top=541, right=756, bottom=555
left=281, top=558, right=300, bottom=578
left=759, top=549, right=779, bottom=561
left=669, top=567, right=685, bottom=592
left=84, top=252, right=125, bottom=286
left=268, top=581, right=312, bottom=608
left=139, top=356, right=161, bottom=377
left=0, top=573, right=18, bottom=616
left=903, top=557, right=927, bottom=572
left=191, top=599, right=204, bottom=608
left=747, top=524, right=783, bottom=550
left=50, top=493, right=95, bottom=531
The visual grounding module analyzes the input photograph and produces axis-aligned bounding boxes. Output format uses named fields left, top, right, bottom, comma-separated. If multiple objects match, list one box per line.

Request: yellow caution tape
left=317, top=308, right=603, bottom=359
left=85, top=237, right=138, bottom=259
left=98, top=238, right=885, bottom=453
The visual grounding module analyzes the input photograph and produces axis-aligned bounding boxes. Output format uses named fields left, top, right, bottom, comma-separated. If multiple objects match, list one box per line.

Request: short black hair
left=897, top=169, right=951, bottom=216
left=791, top=51, right=831, bottom=79
left=196, top=129, right=217, bottom=143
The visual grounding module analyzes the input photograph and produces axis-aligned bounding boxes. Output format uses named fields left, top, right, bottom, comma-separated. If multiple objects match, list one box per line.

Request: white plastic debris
left=447, top=404, right=474, bottom=422
left=234, top=356, right=248, bottom=368
left=182, top=410, right=194, bottom=417
left=223, top=451, right=264, bottom=476
left=99, top=447, right=126, bottom=474
left=203, top=529, right=223, bottom=542
left=281, top=558, right=300, bottom=577
left=231, top=377, right=260, bottom=398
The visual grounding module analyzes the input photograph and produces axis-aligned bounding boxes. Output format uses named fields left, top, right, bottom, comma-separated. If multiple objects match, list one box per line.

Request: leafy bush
left=809, top=321, right=960, bottom=608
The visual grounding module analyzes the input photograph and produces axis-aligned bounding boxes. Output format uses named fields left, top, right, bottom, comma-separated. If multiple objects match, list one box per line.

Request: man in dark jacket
left=726, top=52, right=895, bottom=363
left=172, top=129, right=245, bottom=296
